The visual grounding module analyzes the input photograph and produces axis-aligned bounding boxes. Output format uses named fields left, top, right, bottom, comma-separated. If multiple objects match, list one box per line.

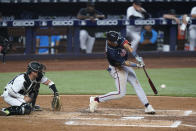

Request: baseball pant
left=80, top=30, right=95, bottom=54
left=189, top=27, right=196, bottom=51
left=2, top=90, right=25, bottom=106
left=126, top=29, right=141, bottom=52
left=98, top=65, right=149, bottom=106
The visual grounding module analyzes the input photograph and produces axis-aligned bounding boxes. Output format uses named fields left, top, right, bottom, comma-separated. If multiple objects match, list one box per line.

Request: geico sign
left=134, top=20, right=155, bottom=25
left=97, top=20, right=118, bottom=25
left=52, top=20, right=74, bottom=26
left=13, top=21, right=34, bottom=26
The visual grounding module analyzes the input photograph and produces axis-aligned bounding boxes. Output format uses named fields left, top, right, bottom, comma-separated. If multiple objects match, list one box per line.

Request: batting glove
left=135, top=56, right=145, bottom=66
left=136, top=63, right=144, bottom=68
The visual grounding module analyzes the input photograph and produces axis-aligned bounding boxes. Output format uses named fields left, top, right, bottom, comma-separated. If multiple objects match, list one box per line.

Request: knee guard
left=6, top=106, right=23, bottom=115
left=21, top=103, right=32, bottom=115
left=6, top=103, right=32, bottom=115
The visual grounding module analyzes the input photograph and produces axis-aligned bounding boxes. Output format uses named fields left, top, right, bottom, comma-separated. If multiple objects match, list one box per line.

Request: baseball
left=160, top=84, right=166, bottom=88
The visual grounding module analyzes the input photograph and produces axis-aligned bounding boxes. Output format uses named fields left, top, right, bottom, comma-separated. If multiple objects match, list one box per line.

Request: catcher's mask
left=27, top=61, right=46, bottom=79
left=106, top=31, right=121, bottom=46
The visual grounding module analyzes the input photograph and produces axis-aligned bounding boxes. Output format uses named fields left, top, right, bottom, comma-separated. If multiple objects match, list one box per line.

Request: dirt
left=0, top=57, right=196, bottom=131
left=0, top=95, right=196, bottom=131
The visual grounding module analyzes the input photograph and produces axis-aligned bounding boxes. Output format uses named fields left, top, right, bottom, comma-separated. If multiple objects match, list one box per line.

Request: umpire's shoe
left=0, top=108, right=10, bottom=116
left=89, top=96, right=98, bottom=113
left=145, top=105, right=155, bottom=114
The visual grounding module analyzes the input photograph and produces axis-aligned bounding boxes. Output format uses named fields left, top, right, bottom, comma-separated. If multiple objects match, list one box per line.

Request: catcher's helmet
left=27, top=61, right=46, bottom=74
left=106, top=31, right=120, bottom=45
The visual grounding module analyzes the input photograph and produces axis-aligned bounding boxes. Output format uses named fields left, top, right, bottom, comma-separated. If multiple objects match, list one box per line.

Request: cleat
left=0, top=108, right=10, bottom=116
left=32, top=105, right=42, bottom=111
left=145, top=105, right=155, bottom=114
left=89, top=96, right=98, bottom=113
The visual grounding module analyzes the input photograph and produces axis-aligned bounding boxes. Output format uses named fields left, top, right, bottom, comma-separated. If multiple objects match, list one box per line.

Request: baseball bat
left=143, top=67, right=158, bottom=95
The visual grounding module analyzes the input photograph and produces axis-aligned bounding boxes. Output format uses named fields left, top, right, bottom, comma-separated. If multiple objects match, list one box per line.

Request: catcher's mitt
left=51, top=94, right=61, bottom=111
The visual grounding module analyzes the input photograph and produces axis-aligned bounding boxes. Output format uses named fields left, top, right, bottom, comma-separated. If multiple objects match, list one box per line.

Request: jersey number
left=8, top=75, right=20, bottom=85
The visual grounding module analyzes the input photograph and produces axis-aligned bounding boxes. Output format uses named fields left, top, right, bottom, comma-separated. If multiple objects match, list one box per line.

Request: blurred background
left=0, top=0, right=196, bottom=60
left=0, top=0, right=196, bottom=103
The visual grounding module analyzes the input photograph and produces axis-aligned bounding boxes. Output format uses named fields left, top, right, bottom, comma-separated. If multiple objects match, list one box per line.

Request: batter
left=89, top=31, right=155, bottom=114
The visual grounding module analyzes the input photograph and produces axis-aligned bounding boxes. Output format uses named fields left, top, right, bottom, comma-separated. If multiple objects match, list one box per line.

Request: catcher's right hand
left=51, top=93, right=61, bottom=111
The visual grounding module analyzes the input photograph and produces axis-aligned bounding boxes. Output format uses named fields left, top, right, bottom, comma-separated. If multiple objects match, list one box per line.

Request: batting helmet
left=27, top=61, right=46, bottom=74
left=106, top=31, right=121, bottom=44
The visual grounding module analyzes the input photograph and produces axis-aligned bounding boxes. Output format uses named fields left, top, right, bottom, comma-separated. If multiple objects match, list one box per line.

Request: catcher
left=0, top=61, right=61, bottom=116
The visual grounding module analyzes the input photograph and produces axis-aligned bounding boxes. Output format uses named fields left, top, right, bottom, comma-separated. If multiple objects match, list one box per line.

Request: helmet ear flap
left=26, top=69, right=31, bottom=74
left=40, top=64, right=46, bottom=71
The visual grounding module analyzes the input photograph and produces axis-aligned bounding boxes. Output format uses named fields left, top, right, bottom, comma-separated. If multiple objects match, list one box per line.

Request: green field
left=0, top=68, right=196, bottom=97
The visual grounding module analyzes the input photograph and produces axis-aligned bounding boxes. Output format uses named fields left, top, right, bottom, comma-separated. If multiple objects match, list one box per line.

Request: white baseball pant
left=98, top=65, right=149, bottom=106
left=2, top=90, right=25, bottom=106
left=189, top=27, right=196, bottom=51
left=126, top=29, right=141, bottom=52
left=80, top=30, right=95, bottom=54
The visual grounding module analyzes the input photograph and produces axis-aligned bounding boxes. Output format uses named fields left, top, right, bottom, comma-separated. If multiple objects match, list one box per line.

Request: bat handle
left=143, top=66, right=149, bottom=78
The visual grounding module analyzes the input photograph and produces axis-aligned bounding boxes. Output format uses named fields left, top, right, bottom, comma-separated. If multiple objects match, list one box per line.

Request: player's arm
left=77, top=13, right=89, bottom=20
left=7, top=77, right=32, bottom=102
left=94, top=10, right=105, bottom=19
left=129, top=8, right=150, bottom=19
left=120, top=42, right=143, bottom=68
left=42, top=79, right=59, bottom=96
left=123, top=40, right=145, bottom=66
left=191, top=14, right=196, bottom=18
left=140, top=8, right=151, bottom=19
left=8, top=81, right=25, bottom=99
left=124, top=61, right=143, bottom=68
left=123, top=41, right=133, bottom=53
left=77, top=9, right=90, bottom=20
left=42, top=79, right=61, bottom=110
left=163, top=14, right=180, bottom=24
left=95, top=14, right=105, bottom=19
